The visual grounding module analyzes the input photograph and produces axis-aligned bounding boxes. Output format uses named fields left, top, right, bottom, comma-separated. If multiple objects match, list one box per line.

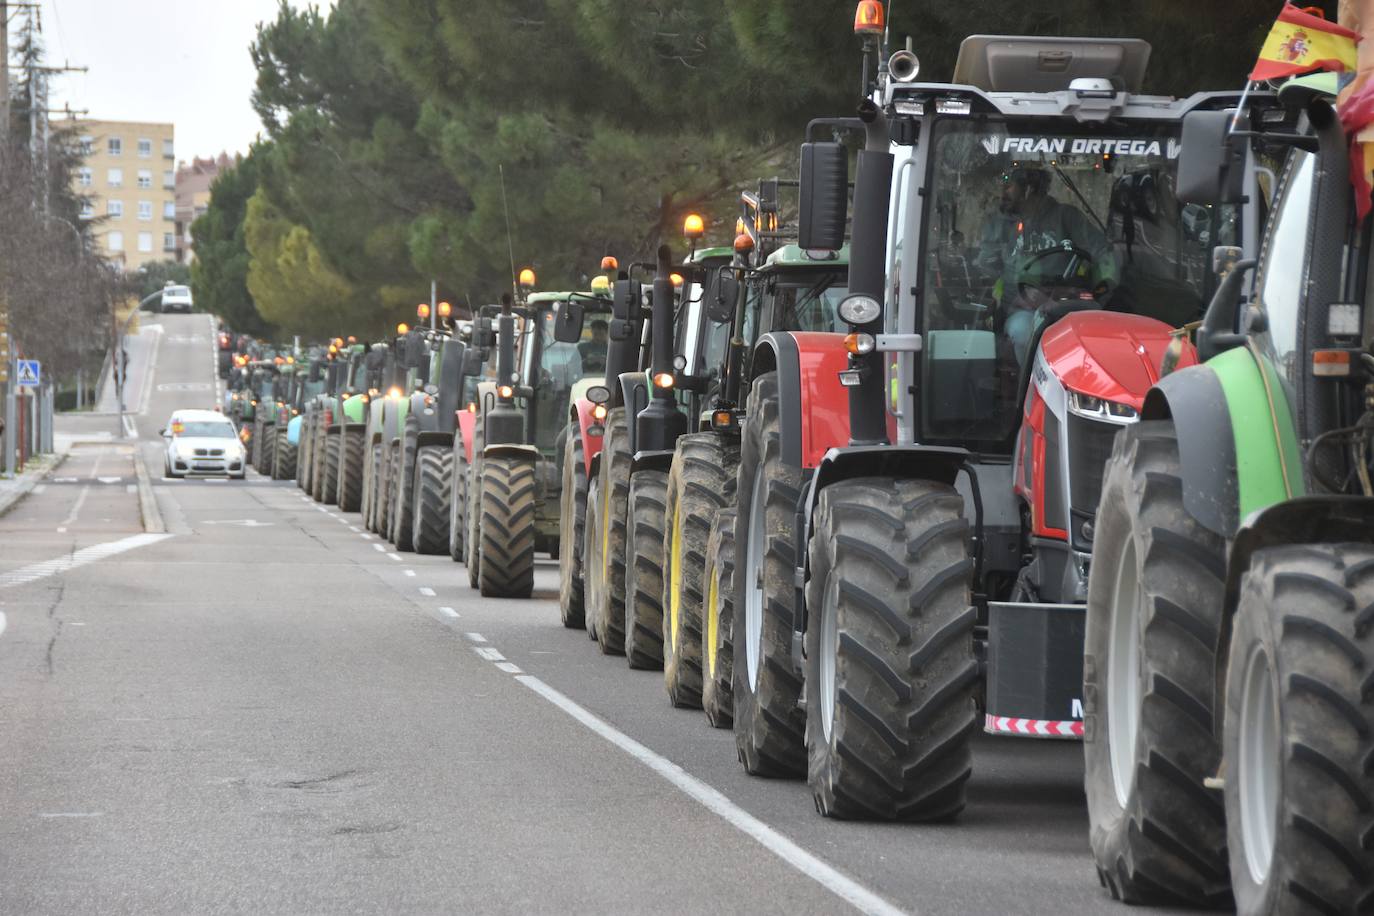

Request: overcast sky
left=28, top=0, right=330, bottom=162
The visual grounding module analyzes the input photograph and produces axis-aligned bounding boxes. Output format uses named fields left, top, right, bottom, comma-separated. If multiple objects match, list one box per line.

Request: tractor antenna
left=499, top=163, right=519, bottom=304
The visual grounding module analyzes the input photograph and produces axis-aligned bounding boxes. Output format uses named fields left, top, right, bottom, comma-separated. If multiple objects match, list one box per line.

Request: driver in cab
left=991, top=167, right=1119, bottom=364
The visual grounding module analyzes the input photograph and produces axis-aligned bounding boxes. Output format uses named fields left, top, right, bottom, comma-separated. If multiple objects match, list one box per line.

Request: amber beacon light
left=854, top=0, right=884, bottom=35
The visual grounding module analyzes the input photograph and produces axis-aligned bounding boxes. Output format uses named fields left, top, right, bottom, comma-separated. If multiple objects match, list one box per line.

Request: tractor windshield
left=919, top=118, right=1237, bottom=447
left=525, top=300, right=613, bottom=455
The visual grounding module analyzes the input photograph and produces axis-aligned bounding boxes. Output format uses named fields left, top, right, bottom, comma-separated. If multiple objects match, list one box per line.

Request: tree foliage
left=191, top=147, right=271, bottom=338
left=202, top=0, right=1297, bottom=340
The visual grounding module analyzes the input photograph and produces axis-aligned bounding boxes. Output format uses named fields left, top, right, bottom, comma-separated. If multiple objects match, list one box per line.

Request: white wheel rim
left=1107, top=537, right=1143, bottom=809
left=820, top=578, right=839, bottom=742
left=1238, top=643, right=1280, bottom=884
left=744, top=464, right=766, bottom=691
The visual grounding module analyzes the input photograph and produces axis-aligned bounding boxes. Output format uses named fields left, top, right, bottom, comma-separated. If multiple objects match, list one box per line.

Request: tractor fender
left=571, top=399, right=606, bottom=478
left=407, top=392, right=440, bottom=433
left=1144, top=346, right=1302, bottom=539
left=341, top=393, right=369, bottom=424
left=630, top=448, right=675, bottom=475
left=484, top=442, right=539, bottom=462
left=750, top=332, right=851, bottom=470
left=1213, top=495, right=1374, bottom=734
left=286, top=415, right=302, bottom=447
left=416, top=430, right=450, bottom=451
left=456, top=408, right=477, bottom=463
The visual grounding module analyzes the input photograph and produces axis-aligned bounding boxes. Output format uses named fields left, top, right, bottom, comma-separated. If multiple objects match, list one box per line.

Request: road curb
left=0, top=450, right=69, bottom=518
left=134, top=448, right=165, bottom=534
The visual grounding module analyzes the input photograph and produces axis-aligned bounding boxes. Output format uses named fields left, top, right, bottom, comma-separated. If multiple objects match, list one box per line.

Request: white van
left=160, top=284, right=193, bottom=314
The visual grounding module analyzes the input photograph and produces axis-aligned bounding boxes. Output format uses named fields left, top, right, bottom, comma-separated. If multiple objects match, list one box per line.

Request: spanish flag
left=1250, top=4, right=1360, bottom=81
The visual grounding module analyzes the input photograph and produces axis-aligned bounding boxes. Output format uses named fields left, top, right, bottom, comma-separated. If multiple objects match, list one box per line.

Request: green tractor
left=1083, top=76, right=1374, bottom=911
left=309, top=341, right=369, bottom=506
left=297, top=344, right=349, bottom=496
left=464, top=281, right=612, bottom=598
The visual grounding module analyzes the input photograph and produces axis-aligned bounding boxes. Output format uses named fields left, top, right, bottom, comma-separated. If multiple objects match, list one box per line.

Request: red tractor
left=731, top=13, right=1266, bottom=826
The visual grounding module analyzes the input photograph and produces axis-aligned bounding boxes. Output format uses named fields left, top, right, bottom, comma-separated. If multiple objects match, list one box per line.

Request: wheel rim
left=744, top=464, right=766, bottom=691
left=1107, top=537, right=1143, bottom=809
left=820, top=577, right=839, bottom=743
left=1238, top=643, right=1280, bottom=885
left=705, top=562, right=719, bottom=678
left=669, top=501, right=684, bottom=651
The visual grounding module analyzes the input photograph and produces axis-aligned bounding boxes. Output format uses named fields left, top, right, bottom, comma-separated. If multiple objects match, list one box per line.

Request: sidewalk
left=0, top=451, right=67, bottom=517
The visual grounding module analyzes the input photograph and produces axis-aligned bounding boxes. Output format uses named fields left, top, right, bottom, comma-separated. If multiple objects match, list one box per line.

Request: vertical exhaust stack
left=635, top=244, right=689, bottom=454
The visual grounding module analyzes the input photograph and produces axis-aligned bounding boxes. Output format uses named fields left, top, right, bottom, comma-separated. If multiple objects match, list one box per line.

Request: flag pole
left=1229, top=81, right=1256, bottom=135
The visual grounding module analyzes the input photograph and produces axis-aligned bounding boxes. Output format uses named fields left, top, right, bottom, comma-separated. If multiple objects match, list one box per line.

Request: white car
left=160, top=284, right=193, bottom=314
left=161, top=409, right=246, bottom=479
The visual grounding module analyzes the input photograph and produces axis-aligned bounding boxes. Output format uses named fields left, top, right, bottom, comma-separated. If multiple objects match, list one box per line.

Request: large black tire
left=558, top=432, right=588, bottom=628
left=273, top=429, right=297, bottom=480
left=362, top=441, right=381, bottom=531
left=450, top=434, right=471, bottom=562
left=1084, top=421, right=1230, bottom=906
left=297, top=417, right=313, bottom=491
left=624, top=469, right=668, bottom=669
left=478, top=454, right=536, bottom=598
left=805, top=478, right=977, bottom=820
left=663, top=432, right=738, bottom=707
left=702, top=509, right=737, bottom=729
left=251, top=415, right=265, bottom=470
left=411, top=446, right=451, bottom=555
left=465, top=424, right=485, bottom=589
left=259, top=424, right=277, bottom=478
left=321, top=434, right=340, bottom=505
left=588, top=408, right=632, bottom=656
left=731, top=372, right=806, bottom=777
left=1224, top=544, right=1374, bottom=915
left=585, top=474, right=603, bottom=642
left=339, top=428, right=365, bottom=513
left=390, top=421, right=420, bottom=550
left=378, top=442, right=398, bottom=535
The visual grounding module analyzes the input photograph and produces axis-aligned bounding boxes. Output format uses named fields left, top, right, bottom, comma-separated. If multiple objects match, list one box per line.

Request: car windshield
left=175, top=421, right=235, bottom=438
left=919, top=119, right=1237, bottom=447
left=164, top=286, right=190, bottom=297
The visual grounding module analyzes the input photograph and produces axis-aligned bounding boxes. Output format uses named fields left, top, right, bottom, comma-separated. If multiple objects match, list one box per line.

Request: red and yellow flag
left=1251, top=4, right=1360, bottom=81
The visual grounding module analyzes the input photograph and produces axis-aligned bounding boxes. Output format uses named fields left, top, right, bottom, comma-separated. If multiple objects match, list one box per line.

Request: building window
left=78, top=167, right=92, bottom=187
left=107, top=137, right=122, bottom=156
left=107, top=199, right=123, bottom=218
left=137, top=170, right=152, bottom=189
left=138, top=232, right=153, bottom=253
left=163, top=201, right=175, bottom=219
left=137, top=138, right=152, bottom=158
left=162, top=138, right=174, bottom=159
left=107, top=168, right=123, bottom=188
left=163, top=232, right=176, bottom=252
left=137, top=201, right=152, bottom=221
left=79, top=201, right=94, bottom=219
left=108, top=231, right=124, bottom=252
left=79, top=135, right=93, bottom=155
left=194, top=205, right=208, bottom=218
left=163, top=170, right=174, bottom=189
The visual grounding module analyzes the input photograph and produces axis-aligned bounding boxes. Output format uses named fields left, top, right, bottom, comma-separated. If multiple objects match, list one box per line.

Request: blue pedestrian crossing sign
left=15, top=359, right=40, bottom=388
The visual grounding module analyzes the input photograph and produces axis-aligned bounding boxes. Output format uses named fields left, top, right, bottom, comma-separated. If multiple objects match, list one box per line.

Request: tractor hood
left=1039, top=311, right=1196, bottom=409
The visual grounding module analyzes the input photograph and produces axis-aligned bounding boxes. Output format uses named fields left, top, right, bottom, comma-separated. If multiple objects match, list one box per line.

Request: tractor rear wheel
left=732, top=372, right=805, bottom=777
left=311, top=427, right=327, bottom=501
left=805, top=477, right=977, bottom=820
left=589, top=408, right=631, bottom=656
left=321, top=435, right=340, bottom=505
left=625, top=469, right=668, bottom=669
left=478, top=454, right=536, bottom=598
left=273, top=433, right=296, bottom=480
left=465, top=424, right=485, bottom=589
left=664, top=432, right=738, bottom=707
left=378, top=442, right=398, bottom=534
left=361, top=441, right=379, bottom=530
left=391, top=423, right=420, bottom=550
left=450, top=435, right=470, bottom=562
left=411, top=446, right=451, bottom=555
left=260, top=424, right=277, bottom=478
left=339, top=429, right=365, bottom=513
left=1224, top=544, right=1374, bottom=915
left=702, top=509, right=737, bottom=729
left=558, top=432, right=587, bottom=629
left=297, top=418, right=313, bottom=491
left=585, top=474, right=603, bottom=642
left=1084, top=421, right=1231, bottom=907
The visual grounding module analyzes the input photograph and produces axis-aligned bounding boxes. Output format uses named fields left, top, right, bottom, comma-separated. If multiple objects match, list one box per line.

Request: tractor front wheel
left=588, top=407, right=631, bottom=656
left=321, top=435, right=340, bottom=505
left=624, top=469, right=667, bottom=669
left=558, top=432, right=587, bottom=629
left=478, top=454, right=536, bottom=598
left=702, top=509, right=737, bottom=729
left=411, top=446, right=451, bottom=554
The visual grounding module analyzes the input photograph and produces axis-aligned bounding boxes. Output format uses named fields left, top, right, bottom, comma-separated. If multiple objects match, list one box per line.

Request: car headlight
left=176, top=442, right=197, bottom=457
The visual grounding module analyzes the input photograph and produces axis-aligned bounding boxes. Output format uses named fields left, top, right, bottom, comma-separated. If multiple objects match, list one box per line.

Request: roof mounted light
left=591, top=275, right=611, bottom=293
left=518, top=267, right=536, bottom=289
left=437, top=301, right=452, bottom=318
left=417, top=302, right=431, bottom=320
left=669, top=273, right=684, bottom=289
left=853, top=0, right=884, bottom=36
left=601, top=255, right=618, bottom=271
left=396, top=322, right=410, bottom=336
left=683, top=213, right=705, bottom=240
left=734, top=233, right=755, bottom=254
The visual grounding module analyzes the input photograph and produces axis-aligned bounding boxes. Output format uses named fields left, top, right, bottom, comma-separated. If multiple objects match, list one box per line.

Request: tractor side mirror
left=1178, top=109, right=1246, bottom=205
left=472, top=318, right=496, bottom=350
left=555, top=299, right=586, bottom=343
left=799, top=141, right=848, bottom=251
left=460, top=348, right=485, bottom=377
left=708, top=270, right=739, bottom=324
left=612, top=279, right=643, bottom=321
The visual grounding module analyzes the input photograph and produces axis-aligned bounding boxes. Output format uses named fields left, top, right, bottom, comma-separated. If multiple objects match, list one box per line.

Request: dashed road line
left=387, top=553, right=402, bottom=562
left=494, top=662, right=523, bottom=674
left=417, top=586, right=435, bottom=596
left=438, top=607, right=458, bottom=618
left=474, top=647, right=505, bottom=662
left=403, top=569, right=416, bottom=577
left=372, top=544, right=386, bottom=552
left=464, top=633, right=486, bottom=643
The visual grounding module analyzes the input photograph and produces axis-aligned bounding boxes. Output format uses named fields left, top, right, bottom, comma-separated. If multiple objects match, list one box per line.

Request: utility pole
left=1, top=1, right=10, bottom=143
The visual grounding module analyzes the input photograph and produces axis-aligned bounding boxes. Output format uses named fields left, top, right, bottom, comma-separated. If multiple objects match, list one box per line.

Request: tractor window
left=1253, top=149, right=1315, bottom=385
left=529, top=305, right=612, bottom=455
left=772, top=271, right=849, bottom=333
left=920, top=118, right=1238, bottom=447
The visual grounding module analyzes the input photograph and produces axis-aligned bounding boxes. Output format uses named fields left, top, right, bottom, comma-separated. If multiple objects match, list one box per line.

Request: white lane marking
left=516, top=675, right=909, bottom=916
left=372, top=544, right=386, bottom=552
left=403, top=569, right=416, bottom=577
left=387, top=553, right=402, bottom=562
left=474, top=647, right=505, bottom=662
left=97, top=477, right=121, bottom=484
left=417, top=586, right=435, bottom=597
left=37, top=812, right=104, bottom=818
left=464, top=632, right=486, bottom=643
left=0, top=611, right=6, bottom=638
left=126, top=484, right=137, bottom=494
left=438, top=607, right=458, bottom=618
left=33, top=485, right=46, bottom=494
left=0, top=534, right=174, bottom=589
left=60, top=485, right=92, bottom=529
left=56, top=527, right=66, bottom=533
left=495, top=662, right=524, bottom=674
left=348, top=525, right=360, bottom=532
left=122, top=414, right=137, bottom=438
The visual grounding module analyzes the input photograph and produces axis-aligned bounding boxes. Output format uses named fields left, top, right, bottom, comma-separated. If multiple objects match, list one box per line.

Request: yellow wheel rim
left=705, top=563, right=718, bottom=677
left=668, top=500, right=684, bottom=651
left=600, top=474, right=611, bottom=581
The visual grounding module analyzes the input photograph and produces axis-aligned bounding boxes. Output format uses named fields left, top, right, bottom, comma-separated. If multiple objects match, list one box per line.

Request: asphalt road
left=0, top=313, right=1176, bottom=915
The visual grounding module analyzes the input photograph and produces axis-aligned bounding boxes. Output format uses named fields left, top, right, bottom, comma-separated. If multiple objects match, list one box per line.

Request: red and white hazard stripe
left=984, top=714, right=1084, bottom=739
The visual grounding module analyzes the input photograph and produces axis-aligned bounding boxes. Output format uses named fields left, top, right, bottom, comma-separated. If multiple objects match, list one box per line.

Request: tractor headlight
left=838, top=295, right=881, bottom=326
left=1068, top=391, right=1137, bottom=422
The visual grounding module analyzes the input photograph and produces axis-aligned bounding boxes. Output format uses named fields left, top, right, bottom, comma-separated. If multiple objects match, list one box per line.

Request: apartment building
left=175, top=153, right=237, bottom=264
left=71, top=119, right=177, bottom=271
